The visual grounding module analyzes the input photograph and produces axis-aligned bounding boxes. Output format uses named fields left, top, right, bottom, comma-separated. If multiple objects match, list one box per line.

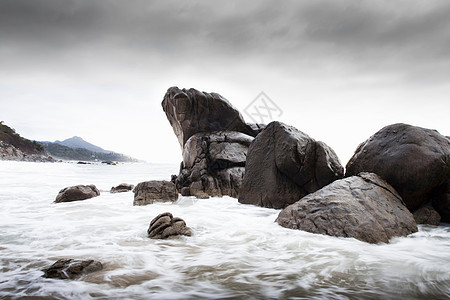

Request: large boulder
left=345, top=123, right=450, bottom=221
left=54, top=185, right=100, bottom=203
left=238, top=121, right=344, bottom=209
left=174, top=131, right=252, bottom=198
left=133, top=180, right=178, bottom=206
left=42, top=259, right=103, bottom=279
left=162, top=87, right=259, bottom=148
left=276, top=173, right=418, bottom=244
left=147, top=212, right=192, bottom=239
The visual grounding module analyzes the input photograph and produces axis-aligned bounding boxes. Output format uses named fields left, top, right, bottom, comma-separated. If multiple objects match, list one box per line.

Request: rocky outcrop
left=162, top=87, right=259, bottom=148
left=173, top=131, right=252, bottom=198
left=110, top=183, right=134, bottom=193
left=346, top=123, right=450, bottom=222
left=133, top=181, right=178, bottom=206
left=147, top=212, right=192, bottom=239
left=238, top=121, right=344, bottom=209
left=42, top=259, right=103, bottom=279
left=0, top=140, right=54, bottom=162
left=276, top=173, right=418, bottom=244
left=54, top=185, right=100, bottom=203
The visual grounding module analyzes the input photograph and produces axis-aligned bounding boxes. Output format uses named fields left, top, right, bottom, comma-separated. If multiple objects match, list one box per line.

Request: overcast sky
left=1, top=0, right=449, bottom=164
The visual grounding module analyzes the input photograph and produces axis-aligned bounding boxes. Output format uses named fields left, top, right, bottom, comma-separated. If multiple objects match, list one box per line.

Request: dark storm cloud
left=1, top=0, right=450, bottom=82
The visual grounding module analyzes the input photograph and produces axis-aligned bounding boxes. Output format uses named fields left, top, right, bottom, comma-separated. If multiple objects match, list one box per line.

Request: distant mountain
left=41, top=137, right=138, bottom=162
left=55, top=136, right=109, bottom=154
left=0, top=121, right=54, bottom=162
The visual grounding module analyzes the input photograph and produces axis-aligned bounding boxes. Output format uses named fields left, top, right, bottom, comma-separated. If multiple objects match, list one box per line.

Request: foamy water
left=0, top=161, right=449, bottom=299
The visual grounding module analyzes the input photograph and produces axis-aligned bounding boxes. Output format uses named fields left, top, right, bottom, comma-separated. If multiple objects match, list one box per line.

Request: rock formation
left=147, top=212, right=192, bottom=239
left=413, top=202, right=441, bottom=226
left=162, top=87, right=264, bottom=198
left=346, top=123, right=450, bottom=222
left=110, top=183, right=134, bottom=193
left=42, top=259, right=103, bottom=279
left=276, top=173, right=418, bottom=244
left=238, top=121, right=344, bottom=209
left=54, top=185, right=100, bottom=203
left=133, top=181, right=178, bottom=206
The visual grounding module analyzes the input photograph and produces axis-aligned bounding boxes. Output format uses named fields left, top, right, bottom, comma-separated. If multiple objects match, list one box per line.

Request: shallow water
left=0, top=161, right=449, bottom=299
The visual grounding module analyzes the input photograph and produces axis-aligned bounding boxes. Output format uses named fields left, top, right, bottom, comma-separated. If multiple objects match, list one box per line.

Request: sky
left=1, top=0, right=449, bottom=164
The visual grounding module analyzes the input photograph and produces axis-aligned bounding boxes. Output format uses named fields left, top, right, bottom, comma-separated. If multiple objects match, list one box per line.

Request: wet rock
left=238, top=121, right=344, bottom=209
left=54, top=185, right=100, bottom=203
left=346, top=123, right=450, bottom=220
left=110, top=183, right=135, bottom=193
left=276, top=173, right=418, bottom=244
left=174, top=131, right=251, bottom=198
left=432, top=182, right=450, bottom=223
left=42, top=259, right=103, bottom=279
left=133, top=181, right=178, bottom=206
left=413, top=202, right=441, bottom=225
left=162, top=86, right=259, bottom=148
left=147, top=212, right=192, bottom=239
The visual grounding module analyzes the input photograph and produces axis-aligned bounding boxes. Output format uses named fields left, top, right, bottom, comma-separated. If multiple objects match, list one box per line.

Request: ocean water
left=0, top=161, right=449, bottom=300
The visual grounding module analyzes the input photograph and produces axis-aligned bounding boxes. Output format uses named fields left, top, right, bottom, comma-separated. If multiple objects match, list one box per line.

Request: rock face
left=0, top=140, right=54, bottom=162
left=174, top=131, right=252, bottom=198
left=133, top=181, right=178, bottom=206
left=147, top=212, right=192, bottom=239
left=163, top=87, right=264, bottom=198
left=238, top=121, right=344, bottom=209
left=276, top=173, right=418, bottom=244
left=54, top=185, right=100, bottom=203
left=110, top=183, right=134, bottom=193
left=346, top=123, right=450, bottom=222
left=42, top=259, right=103, bottom=279
left=162, top=87, right=259, bottom=148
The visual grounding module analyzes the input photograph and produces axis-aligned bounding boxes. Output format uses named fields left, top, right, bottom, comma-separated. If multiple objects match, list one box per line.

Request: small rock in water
left=148, top=212, right=192, bottom=239
left=42, top=259, right=103, bottom=279
left=54, top=185, right=100, bottom=203
left=110, top=183, right=134, bottom=193
left=133, top=181, right=178, bottom=206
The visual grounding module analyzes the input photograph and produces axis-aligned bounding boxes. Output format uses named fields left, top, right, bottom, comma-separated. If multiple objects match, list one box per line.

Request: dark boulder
left=432, top=182, right=450, bottom=223
left=54, top=185, right=100, bottom=203
left=42, top=259, right=103, bottom=279
left=162, top=87, right=260, bottom=148
left=238, top=121, right=344, bottom=209
left=174, top=131, right=251, bottom=198
left=147, top=212, right=192, bottom=239
left=276, top=173, right=418, bottom=244
left=345, top=123, right=450, bottom=221
left=133, top=181, right=178, bottom=206
left=413, top=202, right=441, bottom=226
left=110, top=183, right=134, bottom=193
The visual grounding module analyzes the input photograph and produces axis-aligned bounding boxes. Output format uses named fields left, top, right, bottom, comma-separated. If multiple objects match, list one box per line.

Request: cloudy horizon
left=1, top=0, right=449, bottom=164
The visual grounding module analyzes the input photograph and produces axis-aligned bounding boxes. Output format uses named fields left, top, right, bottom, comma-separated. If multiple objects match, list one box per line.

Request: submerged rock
left=346, top=123, right=450, bottom=222
left=239, top=121, right=344, bottom=209
left=147, top=212, right=192, bottom=239
left=276, top=173, right=418, bottom=244
left=54, top=185, right=100, bottom=203
left=110, top=183, right=134, bottom=193
left=133, top=181, right=178, bottom=206
left=42, top=259, right=103, bottom=279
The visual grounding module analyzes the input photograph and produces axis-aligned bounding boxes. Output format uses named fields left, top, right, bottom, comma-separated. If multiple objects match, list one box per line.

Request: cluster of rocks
left=42, top=259, right=103, bottom=280
left=162, top=86, right=449, bottom=244
left=0, top=140, right=55, bottom=162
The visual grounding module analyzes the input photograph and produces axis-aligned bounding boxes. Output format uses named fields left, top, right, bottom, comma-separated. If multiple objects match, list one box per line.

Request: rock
left=276, top=173, right=418, bottom=244
left=42, top=259, right=103, bottom=279
left=162, top=87, right=259, bottom=148
left=432, top=182, right=450, bottom=223
left=346, top=123, right=450, bottom=218
left=0, top=140, right=55, bottom=162
left=133, top=181, right=178, bottom=206
left=413, top=202, right=441, bottom=225
left=238, top=121, right=344, bottom=209
left=147, top=212, right=192, bottom=239
left=173, top=131, right=251, bottom=198
left=102, top=161, right=117, bottom=165
left=110, top=183, right=135, bottom=193
left=54, top=185, right=100, bottom=203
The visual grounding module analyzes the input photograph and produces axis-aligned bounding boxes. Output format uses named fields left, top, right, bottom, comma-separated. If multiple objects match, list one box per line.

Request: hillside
left=0, top=121, right=54, bottom=162
left=41, top=138, right=138, bottom=162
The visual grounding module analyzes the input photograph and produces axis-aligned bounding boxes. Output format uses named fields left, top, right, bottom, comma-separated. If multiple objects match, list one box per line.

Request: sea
left=0, top=160, right=449, bottom=300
